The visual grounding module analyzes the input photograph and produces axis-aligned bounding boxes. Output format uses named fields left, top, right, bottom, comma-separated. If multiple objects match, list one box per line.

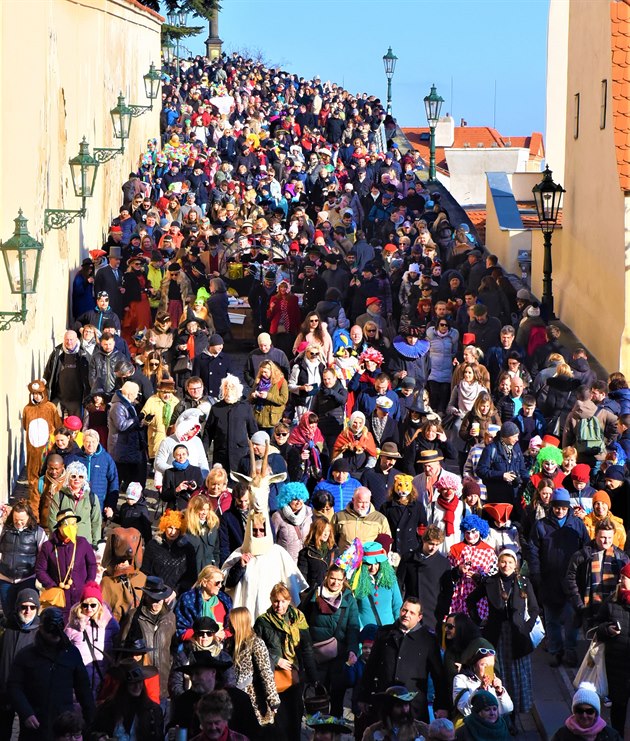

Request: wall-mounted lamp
left=44, top=138, right=100, bottom=231
left=0, top=211, right=44, bottom=330
left=128, top=63, right=163, bottom=117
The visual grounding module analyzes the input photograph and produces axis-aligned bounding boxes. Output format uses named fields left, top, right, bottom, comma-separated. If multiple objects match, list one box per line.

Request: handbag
left=312, top=636, right=338, bottom=663
left=574, top=636, right=608, bottom=696
left=274, top=666, right=299, bottom=693
left=524, top=597, right=545, bottom=648
left=40, top=542, right=77, bottom=610
left=173, top=355, right=193, bottom=374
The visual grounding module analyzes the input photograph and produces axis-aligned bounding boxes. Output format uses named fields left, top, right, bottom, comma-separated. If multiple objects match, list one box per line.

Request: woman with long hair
left=446, top=363, right=485, bottom=429
left=401, top=413, right=453, bottom=475
left=467, top=549, right=539, bottom=728
left=538, top=362, right=581, bottom=435
left=183, top=494, right=221, bottom=572
left=175, top=563, right=232, bottom=643
left=458, top=391, right=501, bottom=471
left=292, top=312, right=333, bottom=365
left=297, top=515, right=340, bottom=588
left=208, top=277, right=231, bottom=339
left=442, top=613, right=482, bottom=687
left=267, top=280, right=301, bottom=357
left=522, top=477, right=554, bottom=542
left=227, top=606, right=280, bottom=730
left=287, top=344, right=325, bottom=420
left=141, top=349, right=169, bottom=393
left=64, top=580, right=119, bottom=697
left=249, top=360, right=289, bottom=432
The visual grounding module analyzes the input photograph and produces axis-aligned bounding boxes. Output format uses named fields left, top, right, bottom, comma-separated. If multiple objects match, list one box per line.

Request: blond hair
left=184, top=494, right=219, bottom=536
left=195, top=564, right=224, bottom=589
left=229, top=606, right=256, bottom=666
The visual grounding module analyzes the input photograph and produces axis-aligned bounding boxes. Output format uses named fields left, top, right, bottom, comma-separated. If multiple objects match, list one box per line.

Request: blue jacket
left=313, top=475, right=362, bottom=512
left=355, top=578, right=403, bottom=630
left=174, top=586, right=232, bottom=639
left=528, top=512, right=589, bottom=606
left=426, top=327, right=459, bottom=383
left=609, top=388, right=630, bottom=416
left=70, top=445, right=119, bottom=510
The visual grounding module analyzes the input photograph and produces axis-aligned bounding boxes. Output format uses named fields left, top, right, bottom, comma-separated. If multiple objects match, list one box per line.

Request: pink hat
left=80, top=581, right=103, bottom=604
left=63, top=416, right=82, bottom=432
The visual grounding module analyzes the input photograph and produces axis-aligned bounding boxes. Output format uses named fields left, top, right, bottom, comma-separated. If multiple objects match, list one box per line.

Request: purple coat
left=35, top=532, right=97, bottom=620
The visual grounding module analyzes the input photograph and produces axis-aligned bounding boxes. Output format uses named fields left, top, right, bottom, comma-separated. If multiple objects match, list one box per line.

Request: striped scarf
left=588, top=547, right=618, bottom=605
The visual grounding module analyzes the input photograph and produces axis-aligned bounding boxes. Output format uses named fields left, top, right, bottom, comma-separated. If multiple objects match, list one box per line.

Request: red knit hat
left=621, top=563, right=630, bottom=579
left=571, top=463, right=591, bottom=484
left=81, top=581, right=103, bottom=604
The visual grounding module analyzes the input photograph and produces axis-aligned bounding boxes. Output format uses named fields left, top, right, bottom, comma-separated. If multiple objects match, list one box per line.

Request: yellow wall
left=541, top=0, right=627, bottom=374
left=0, top=0, right=161, bottom=497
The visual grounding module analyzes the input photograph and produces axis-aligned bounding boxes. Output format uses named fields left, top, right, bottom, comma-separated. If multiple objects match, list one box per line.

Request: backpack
left=527, top=325, right=548, bottom=357
left=575, top=415, right=605, bottom=456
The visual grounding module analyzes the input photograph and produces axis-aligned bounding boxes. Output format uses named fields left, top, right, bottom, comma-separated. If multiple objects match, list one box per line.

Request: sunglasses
left=81, top=602, right=99, bottom=610
left=20, top=605, right=37, bottom=612
left=197, top=630, right=216, bottom=636
left=476, top=647, right=496, bottom=656
left=574, top=706, right=596, bottom=716
left=252, top=528, right=265, bottom=534
left=212, top=581, right=223, bottom=587
left=275, top=432, right=289, bottom=437
left=69, top=474, right=85, bottom=480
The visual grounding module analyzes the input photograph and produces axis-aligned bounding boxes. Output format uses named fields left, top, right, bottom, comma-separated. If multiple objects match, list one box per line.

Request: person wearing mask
left=380, top=474, right=427, bottom=557
left=528, top=488, right=589, bottom=667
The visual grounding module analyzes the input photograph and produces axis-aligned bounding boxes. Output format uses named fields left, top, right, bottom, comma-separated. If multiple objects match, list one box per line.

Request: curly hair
left=353, top=559, right=397, bottom=599
left=460, top=514, right=490, bottom=539
left=159, top=509, right=185, bottom=534
left=277, top=481, right=310, bottom=509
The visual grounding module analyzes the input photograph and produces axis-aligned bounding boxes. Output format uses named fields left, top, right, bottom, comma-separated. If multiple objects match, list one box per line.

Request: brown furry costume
left=22, top=379, right=61, bottom=521
left=100, top=526, right=147, bottom=622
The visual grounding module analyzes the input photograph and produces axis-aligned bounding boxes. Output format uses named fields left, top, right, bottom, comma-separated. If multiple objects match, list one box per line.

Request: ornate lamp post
left=423, top=84, right=444, bottom=182
left=532, top=165, right=565, bottom=320
left=382, top=47, right=398, bottom=116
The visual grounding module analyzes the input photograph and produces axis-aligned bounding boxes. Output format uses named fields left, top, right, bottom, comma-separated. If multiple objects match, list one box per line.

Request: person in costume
left=350, top=540, right=403, bottom=630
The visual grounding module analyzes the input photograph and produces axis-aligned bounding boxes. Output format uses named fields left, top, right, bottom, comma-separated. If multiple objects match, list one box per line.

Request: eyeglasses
left=20, top=605, right=37, bottom=612
left=309, top=319, right=319, bottom=323
left=574, top=706, right=597, bottom=716
left=444, top=623, right=455, bottom=630
left=81, top=602, right=99, bottom=610
left=188, top=386, right=203, bottom=391
left=69, top=474, right=85, bottom=480
left=275, top=432, right=289, bottom=437
left=252, top=528, right=265, bottom=534
left=213, top=581, right=223, bottom=587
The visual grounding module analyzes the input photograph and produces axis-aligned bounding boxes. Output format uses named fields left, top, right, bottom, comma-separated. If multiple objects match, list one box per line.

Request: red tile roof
left=611, top=0, right=630, bottom=191
left=464, top=209, right=487, bottom=245
left=123, top=0, right=164, bottom=21
left=403, top=126, right=545, bottom=175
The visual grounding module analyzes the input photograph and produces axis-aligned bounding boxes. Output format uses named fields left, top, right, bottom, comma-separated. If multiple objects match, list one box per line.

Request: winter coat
left=271, top=507, right=314, bottom=562
left=207, top=290, right=231, bottom=336
left=0, top=611, right=39, bottom=694
left=477, top=440, right=530, bottom=507
left=360, top=466, right=403, bottom=511
left=537, top=375, right=581, bottom=430
left=551, top=726, right=621, bottom=741
left=43, top=344, right=90, bottom=405
left=187, top=525, right=221, bottom=572
left=564, top=543, right=629, bottom=611
left=158, top=271, right=193, bottom=311
left=528, top=512, right=589, bottom=606
left=297, top=545, right=340, bottom=588
left=334, top=504, right=391, bottom=551
left=311, top=382, right=348, bottom=439
left=161, top=464, right=205, bottom=510
left=107, top=391, right=146, bottom=464
left=254, top=607, right=317, bottom=683
left=267, top=291, right=302, bottom=334
left=219, top=504, right=247, bottom=565
left=92, top=696, right=164, bottom=741
left=396, top=550, right=452, bottom=632
left=595, top=597, right=630, bottom=708
left=174, top=586, right=232, bottom=639
left=118, top=604, right=177, bottom=698
left=88, top=347, right=124, bottom=395
left=379, top=500, right=427, bottom=555
left=73, top=444, right=119, bottom=510
left=8, top=633, right=95, bottom=738
left=48, top=487, right=102, bottom=546
left=100, top=568, right=146, bottom=624
left=388, top=337, right=432, bottom=389
left=426, top=327, right=459, bottom=383
left=313, top=474, right=362, bottom=512
left=243, top=347, right=291, bottom=387
left=64, top=602, right=119, bottom=695
left=355, top=576, right=403, bottom=630
left=141, top=394, right=173, bottom=459
left=249, top=377, right=289, bottom=429
left=206, top=399, right=258, bottom=472
left=467, top=574, right=539, bottom=659
left=192, top=349, right=234, bottom=399
left=302, top=587, right=360, bottom=657
left=0, top=524, right=46, bottom=582
left=467, top=316, right=502, bottom=355
left=141, top=535, right=197, bottom=595
left=360, top=621, right=449, bottom=719
left=35, top=533, right=97, bottom=618
left=609, top=387, right=630, bottom=416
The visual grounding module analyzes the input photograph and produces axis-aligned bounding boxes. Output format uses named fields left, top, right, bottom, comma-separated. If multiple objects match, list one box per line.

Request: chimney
left=460, top=118, right=467, bottom=127
left=435, top=114, right=455, bottom=147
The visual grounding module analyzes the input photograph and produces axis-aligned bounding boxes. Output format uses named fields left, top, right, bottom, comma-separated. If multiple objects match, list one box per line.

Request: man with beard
left=168, top=651, right=257, bottom=739
left=361, top=685, right=428, bottom=741
left=43, top=330, right=90, bottom=417
left=37, top=454, right=68, bottom=528
left=360, top=443, right=404, bottom=510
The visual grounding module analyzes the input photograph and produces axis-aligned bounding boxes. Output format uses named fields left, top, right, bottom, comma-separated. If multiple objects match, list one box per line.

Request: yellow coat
left=141, top=394, right=173, bottom=459
left=583, top=511, right=626, bottom=549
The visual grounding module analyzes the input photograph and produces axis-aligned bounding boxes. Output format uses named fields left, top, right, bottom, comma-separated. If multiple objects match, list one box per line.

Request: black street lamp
left=382, top=47, right=398, bottom=116
left=532, top=165, right=565, bottom=319
left=424, top=84, right=444, bottom=182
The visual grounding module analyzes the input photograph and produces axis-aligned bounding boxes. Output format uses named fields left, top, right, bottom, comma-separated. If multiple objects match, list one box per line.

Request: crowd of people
left=6, top=50, right=630, bottom=741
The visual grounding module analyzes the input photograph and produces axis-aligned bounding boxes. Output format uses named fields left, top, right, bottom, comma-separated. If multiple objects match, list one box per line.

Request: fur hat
left=28, top=379, right=48, bottom=396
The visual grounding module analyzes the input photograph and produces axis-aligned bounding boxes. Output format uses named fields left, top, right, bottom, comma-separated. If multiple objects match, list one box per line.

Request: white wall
left=445, top=148, right=530, bottom=205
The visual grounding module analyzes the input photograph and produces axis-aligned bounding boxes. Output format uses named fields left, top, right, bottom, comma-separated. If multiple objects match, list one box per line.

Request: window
left=574, top=93, right=580, bottom=139
left=601, top=79, right=608, bottom=129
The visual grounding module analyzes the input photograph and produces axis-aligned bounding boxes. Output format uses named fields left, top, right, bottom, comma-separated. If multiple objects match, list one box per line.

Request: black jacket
left=379, top=500, right=427, bottom=556
left=206, top=399, right=258, bottom=472
left=0, top=612, right=39, bottom=694
left=192, top=350, right=234, bottom=398
left=564, top=542, right=629, bottom=611
left=595, top=598, right=630, bottom=706
left=396, top=550, right=452, bottom=632
left=43, top=345, right=90, bottom=405
left=360, top=621, right=448, bottom=719
left=141, top=535, right=197, bottom=595
left=360, top=466, right=403, bottom=511
left=467, top=573, right=539, bottom=659
left=219, top=504, right=247, bottom=565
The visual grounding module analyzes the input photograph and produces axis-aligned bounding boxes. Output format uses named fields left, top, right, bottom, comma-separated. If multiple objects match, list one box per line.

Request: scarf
left=172, top=459, right=190, bottom=471
left=463, top=713, right=511, bottom=741
left=588, top=547, right=619, bottom=605
left=186, top=333, right=196, bottom=360
left=281, top=504, right=308, bottom=527
left=255, top=376, right=273, bottom=412
left=317, top=585, right=343, bottom=613
left=288, top=412, right=325, bottom=447
left=564, top=714, right=607, bottom=741
left=279, top=297, right=289, bottom=329
left=437, top=494, right=459, bottom=536
left=163, top=398, right=174, bottom=427
left=457, top=381, right=483, bottom=413
left=259, top=605, right=308, bottom=664
left=619, top=588, right=630, bottom=605
left=371, top=412, right=387, bottom=443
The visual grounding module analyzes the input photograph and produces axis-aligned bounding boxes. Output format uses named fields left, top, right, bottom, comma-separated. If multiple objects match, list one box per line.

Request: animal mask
left=393, top=474, right=414, bottom=497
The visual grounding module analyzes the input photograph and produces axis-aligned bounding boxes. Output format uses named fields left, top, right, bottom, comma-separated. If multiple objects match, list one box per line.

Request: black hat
left=115, top=637, right=150, bottom=655
left=303, top=261, right=317, bottom=270
left=177, top=650, right=233, bottom=673
left=264, top=270, right=276, bottom=281
left=139, top=576, right=173, bottom=601
left=409, top=398, right=427, bottom=415
left=40, top=607, right=65, bottom=635
left=400, top=377, right=416, bottom=389
left=193, top=616, right=220, bottom=634
left=323, top=253, right=340, bottom=264
left=81, top=258, right=94, bottom=267
left=208, top=333, right=223, bottom=346
left=330, top=458, right=350, bottom=473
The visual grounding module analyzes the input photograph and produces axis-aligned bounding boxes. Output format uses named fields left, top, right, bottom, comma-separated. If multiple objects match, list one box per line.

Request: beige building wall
left=0, top=0, right=162, bottom=497
left=545, top=0, right=570, bottom=184
left=538, top=0, right=626, bottom=374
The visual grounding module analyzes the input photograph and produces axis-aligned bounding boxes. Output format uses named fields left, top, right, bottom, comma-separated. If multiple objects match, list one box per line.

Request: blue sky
left=179, top=0, right=550, bottom=137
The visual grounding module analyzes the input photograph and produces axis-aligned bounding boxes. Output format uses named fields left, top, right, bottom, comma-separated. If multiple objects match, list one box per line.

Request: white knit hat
left=572, top=682, right=600, bottom=714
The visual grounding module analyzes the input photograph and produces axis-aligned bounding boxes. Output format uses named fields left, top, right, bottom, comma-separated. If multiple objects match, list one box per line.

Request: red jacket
left=267, top=293, right=301, bottom=334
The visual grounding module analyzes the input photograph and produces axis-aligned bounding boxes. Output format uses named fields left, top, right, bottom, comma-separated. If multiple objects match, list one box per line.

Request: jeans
left=543, top=601, right=578, bottom=656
